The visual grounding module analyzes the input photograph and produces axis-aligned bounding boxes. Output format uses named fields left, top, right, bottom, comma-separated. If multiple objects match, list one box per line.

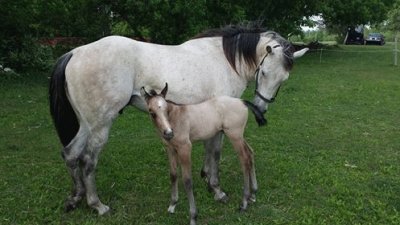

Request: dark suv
left=345, top=26, right=364, bottom=45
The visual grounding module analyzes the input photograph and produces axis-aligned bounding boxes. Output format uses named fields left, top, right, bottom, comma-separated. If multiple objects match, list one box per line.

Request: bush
left=1, top=36, right=54, bottom=73
left=290, top=30, right=338, bottom=43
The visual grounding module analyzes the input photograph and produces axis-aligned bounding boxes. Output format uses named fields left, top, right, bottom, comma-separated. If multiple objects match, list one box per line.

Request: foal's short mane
left=146, top=91, right=182, bottom=106
left=192, top=24, right=294, bottom=72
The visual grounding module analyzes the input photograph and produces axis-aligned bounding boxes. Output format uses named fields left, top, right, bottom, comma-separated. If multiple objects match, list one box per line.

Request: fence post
left=320, top=48, right=323, bottom=63
left=395, top=31, right=398, bottom=66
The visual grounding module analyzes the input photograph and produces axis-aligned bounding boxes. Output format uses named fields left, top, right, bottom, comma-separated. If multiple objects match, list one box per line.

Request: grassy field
left=1, top=43, right=399, bottom=225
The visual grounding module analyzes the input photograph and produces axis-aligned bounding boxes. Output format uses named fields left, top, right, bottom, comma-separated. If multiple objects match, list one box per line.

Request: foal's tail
left=49, top=52, right=79, bottom=147
left=243, top=139, right=255, bottom=154
left=243, top=100, right=267, bottom=126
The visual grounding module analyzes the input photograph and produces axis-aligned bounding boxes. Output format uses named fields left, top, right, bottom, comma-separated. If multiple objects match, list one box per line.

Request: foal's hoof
left=248, top=194, right=256, bottom=203
left=167, top=204, right=177, bottom=214
left=238, top=204, right=248, bottom=212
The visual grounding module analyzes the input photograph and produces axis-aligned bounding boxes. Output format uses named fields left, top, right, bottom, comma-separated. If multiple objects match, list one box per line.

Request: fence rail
left=306, top=46, right=399, bottom=65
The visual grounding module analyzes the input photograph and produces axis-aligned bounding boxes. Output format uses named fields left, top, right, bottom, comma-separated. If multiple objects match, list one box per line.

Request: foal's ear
left=141, top=87, right=151, bottom=101
left=160, top=83, right=168, bottom=98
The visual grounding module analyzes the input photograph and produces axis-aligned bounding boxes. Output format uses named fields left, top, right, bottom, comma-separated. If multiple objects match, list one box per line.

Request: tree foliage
left=0, top=0, right=396, bottom=71
left=387, top=0, right=400, bottom=31
left=320, top=0, right=395, bottom=37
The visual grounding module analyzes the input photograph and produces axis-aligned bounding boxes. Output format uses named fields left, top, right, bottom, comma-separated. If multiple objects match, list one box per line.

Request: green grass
left=1, top=43, right=399, bottom=225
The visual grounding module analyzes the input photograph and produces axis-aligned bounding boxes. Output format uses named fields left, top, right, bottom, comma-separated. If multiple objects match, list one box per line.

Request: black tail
left=49, top=52, right=79, bottom=147
left=243, top=100, right=267, bottom=126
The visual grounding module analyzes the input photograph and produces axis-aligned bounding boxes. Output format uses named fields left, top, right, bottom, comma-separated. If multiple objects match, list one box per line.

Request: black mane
left=193, top=24, right=294, bottom=72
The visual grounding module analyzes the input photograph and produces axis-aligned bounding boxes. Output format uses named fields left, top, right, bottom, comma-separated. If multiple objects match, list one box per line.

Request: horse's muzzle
left=163, top=130, right=174, bottom=141
left=256, top=105, right=267, bottom=114
left=260, top=108, right=267, bottom=114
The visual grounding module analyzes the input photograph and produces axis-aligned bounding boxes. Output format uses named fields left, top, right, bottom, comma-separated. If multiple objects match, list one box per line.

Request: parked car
left=365, top=33, right=385, bottom=45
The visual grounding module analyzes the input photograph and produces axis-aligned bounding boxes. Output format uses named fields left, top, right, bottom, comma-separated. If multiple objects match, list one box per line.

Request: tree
left=320, top=0, right=396, bottom=40
left=0, top=0, right=48, bottom=71
left=106, top=0, right=320, bottom=44
left=387, top=0, right=400, bottom=31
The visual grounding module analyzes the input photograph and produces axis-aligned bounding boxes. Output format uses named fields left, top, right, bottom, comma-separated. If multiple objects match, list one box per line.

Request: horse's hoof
left=200, top=169, right=207, bottom=178
left=97, top=204, right=110, bottom=216
left=64, top=200, right=77, bottom=212
left=214, top=192, right=229, bottom=203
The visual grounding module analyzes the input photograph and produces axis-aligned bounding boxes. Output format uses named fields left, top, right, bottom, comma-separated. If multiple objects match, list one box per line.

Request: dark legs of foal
left=227, top=137, right=257, bottom=211
left=201, top=132, right=228, bottom=202
left=167, top=143, right=197, bottom=225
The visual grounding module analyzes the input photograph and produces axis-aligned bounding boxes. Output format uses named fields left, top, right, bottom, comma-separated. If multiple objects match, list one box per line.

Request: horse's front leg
left=178, top=143, right=197, bottom=225
left=202, top=132, right=228, bottom=202
left=166, top=146, right=179, bottom=213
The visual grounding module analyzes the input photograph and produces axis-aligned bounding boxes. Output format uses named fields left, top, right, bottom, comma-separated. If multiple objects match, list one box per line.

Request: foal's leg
left=227, top=136, right=252, bottom=211
left=244, top=140, right=258, bottom=203
left=202, top=132, right=228, bottom=202
left=81, top=124, right=111, bottom=215
left=167, top=146, right=179, bottom=213
left=249, top=153, right=257, bottom=203
left=178, top=143, right=197, bottom=225
left=62, top=127, right=88, bottom=212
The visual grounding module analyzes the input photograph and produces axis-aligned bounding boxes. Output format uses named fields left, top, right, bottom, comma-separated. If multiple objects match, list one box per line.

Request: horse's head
left=253, top=33, right=308, bottom=114
left=142, top=83, right=174, bottom=141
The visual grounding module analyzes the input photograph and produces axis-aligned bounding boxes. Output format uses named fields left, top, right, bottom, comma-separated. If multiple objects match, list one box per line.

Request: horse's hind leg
left=81, top=123, right=112, bottom=215
left=62, top=127, right=88, bottom=212
left=201, top=132, right=228, bottom=203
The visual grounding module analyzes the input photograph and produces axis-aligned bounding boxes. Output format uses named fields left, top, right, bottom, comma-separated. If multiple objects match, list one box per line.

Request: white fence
left=308, top=43, right=399, bottom=66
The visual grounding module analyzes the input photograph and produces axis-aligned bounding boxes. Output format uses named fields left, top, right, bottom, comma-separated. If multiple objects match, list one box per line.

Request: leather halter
left=254, top=44, right=281, bottom=104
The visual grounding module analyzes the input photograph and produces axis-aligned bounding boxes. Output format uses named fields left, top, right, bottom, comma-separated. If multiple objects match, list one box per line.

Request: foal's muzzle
left=163, top=130, right=174, bottom=141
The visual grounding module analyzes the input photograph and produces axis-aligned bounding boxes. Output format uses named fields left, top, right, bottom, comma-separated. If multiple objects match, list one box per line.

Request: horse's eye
left=261, top=71, right=266, bottom=76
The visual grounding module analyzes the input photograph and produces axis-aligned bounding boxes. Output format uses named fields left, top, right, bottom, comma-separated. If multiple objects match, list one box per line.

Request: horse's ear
left=293, top=48, right=309, bottom=59
left=160, top=83, right=168, bottom=98
left=141, top=87, right=151, bottom=101
left=266, top=45, right=272, bottom=54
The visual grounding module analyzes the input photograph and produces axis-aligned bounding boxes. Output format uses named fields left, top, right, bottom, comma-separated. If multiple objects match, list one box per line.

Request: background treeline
left=0, top=0, right=398, bottom=72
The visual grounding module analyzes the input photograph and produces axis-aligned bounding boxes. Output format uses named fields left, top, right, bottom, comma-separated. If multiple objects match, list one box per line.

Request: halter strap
left=253, top=46, right=282, bottom=104
left=255, top=86, right=280, bottom=103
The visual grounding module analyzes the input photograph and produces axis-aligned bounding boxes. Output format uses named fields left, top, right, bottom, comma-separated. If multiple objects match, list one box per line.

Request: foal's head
left=142, top=83, right=174, bottom=141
